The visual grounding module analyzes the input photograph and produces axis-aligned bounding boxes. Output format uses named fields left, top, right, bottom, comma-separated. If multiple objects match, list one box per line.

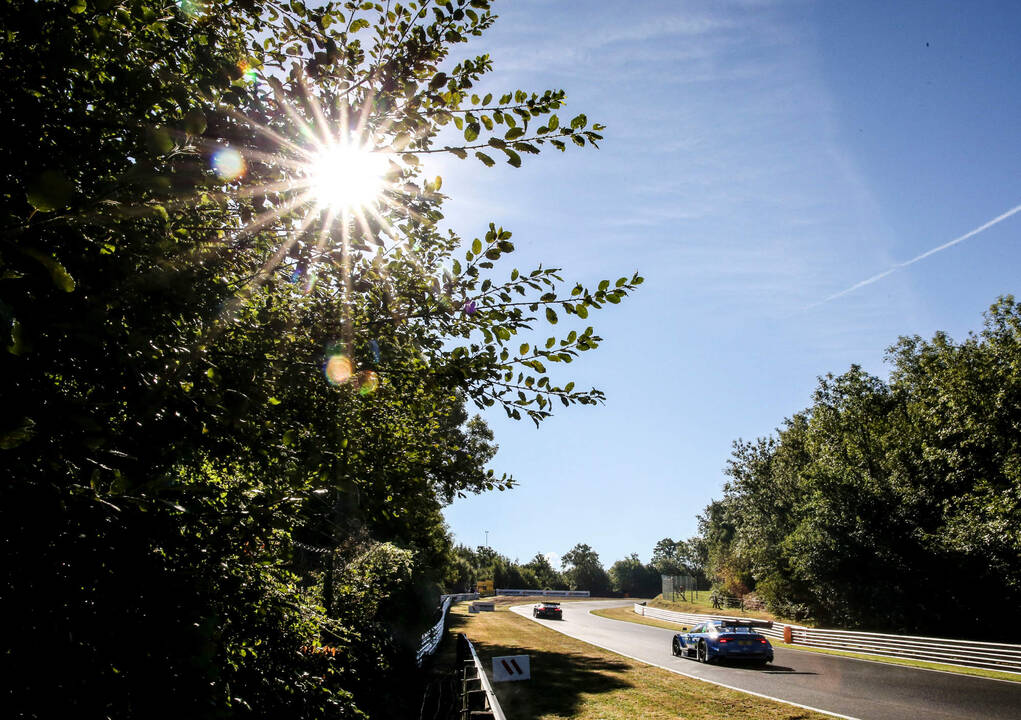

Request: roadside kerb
left=634, top=603, right=1021, bottom=674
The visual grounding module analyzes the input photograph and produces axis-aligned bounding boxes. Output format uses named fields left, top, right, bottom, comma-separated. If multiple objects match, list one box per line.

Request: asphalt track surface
left=511, top=600, right=1021, bottom=720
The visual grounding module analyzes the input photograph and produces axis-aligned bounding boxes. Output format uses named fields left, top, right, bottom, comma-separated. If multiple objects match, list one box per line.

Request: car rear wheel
left=697, top=640, right=709, bottom=663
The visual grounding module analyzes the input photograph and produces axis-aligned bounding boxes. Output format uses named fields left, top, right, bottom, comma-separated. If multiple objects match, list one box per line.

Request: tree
left=525, top=552, right=566, bottom=589
left=0, top=1, right=641, bottom=716
left=608, top=553, right=660, bottom=597
left=695, top=297, right=1021, bottom=635
left=561, top=543, right=611, bottom=595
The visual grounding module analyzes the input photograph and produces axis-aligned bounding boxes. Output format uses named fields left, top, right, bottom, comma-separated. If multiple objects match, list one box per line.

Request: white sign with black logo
left=492, top=655, right=530, bottom=682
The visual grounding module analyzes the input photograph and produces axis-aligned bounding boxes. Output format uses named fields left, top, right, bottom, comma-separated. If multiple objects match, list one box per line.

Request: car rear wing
left=720, top=619, right=773, bottom=630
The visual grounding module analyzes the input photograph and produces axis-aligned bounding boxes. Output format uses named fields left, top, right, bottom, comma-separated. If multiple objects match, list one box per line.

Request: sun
left=308, top=140, right=388, bottom=211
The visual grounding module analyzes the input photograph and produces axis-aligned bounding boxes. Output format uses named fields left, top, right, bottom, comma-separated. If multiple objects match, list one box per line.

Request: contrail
left=811, top=202, right=1021, bottom=307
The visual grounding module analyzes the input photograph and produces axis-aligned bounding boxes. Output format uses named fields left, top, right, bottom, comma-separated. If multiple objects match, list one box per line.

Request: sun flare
left=309, top=141, right=387, bottom=211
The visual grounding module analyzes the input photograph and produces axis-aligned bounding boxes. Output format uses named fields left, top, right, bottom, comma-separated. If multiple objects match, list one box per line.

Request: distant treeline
left=694, top=297, right=1021, bottom=639
left=448, top=543, right=661, bottom=598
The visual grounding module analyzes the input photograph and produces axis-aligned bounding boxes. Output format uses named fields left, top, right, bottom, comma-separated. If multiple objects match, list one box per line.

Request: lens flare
left=237, top=61, right=259, bottom=84
left=213, top=148, right=246, bottom=180
left=324, top=354, right=353, bottom=385
left=357, top=371, right=379, bottom=395
left=309, top=141, right=387, bottom=210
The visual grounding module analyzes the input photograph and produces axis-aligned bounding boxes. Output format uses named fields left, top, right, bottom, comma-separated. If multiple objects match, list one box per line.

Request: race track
left=512, top=600, right=1021, bottom=720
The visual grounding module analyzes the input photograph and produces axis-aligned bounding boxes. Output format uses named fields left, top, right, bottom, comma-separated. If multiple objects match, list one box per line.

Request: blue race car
left=672, top=619, right=774, bottom=665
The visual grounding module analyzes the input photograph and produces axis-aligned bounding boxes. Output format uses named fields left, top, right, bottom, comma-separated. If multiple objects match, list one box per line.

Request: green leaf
left=475, top=151, right=495, bottom=167
left=23, top=249, right=75, bottom=292
left=268, top=397, right=282, bottom=405
left=545, top=307, right=558, bottom=324
left=548, top=114, right=560, bottom=130
left=184, top=108, right=207, bottom=136
left=0, top=417, right=36, bottom=449
left=576, top=304, right=589, bottom=319
left=144, top=126, right=174, bottom=155
left=598, top=279, right=610, bottom=291
left=504, top=127, right=525, bottom=141
left=502, top=148, right=521, bottom=167
left=519, top=343, right=529, bottom=355
left=464, top=122, right=480, bottom=142
left=570, top=113, right=588, bottom=129
left=6, top=320, right=27, bottom=356
left=472, top=238, right=482, bottom=254
left=26, top=170, right=74, bottom=213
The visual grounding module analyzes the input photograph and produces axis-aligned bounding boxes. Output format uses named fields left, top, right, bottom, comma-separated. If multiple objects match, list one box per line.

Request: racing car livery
left=532, top=601, right=563, bottom=619
left=672, top=619, right=774, bottom=665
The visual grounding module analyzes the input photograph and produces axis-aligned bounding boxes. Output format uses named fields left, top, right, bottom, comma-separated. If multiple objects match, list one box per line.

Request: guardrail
left=633, top=604, right=1021, bottom=674
left=416, top=593, right=480, bottom=665
left=496, top=588, right=591, bottom=597
left=443, top=592, right=481, bottom=603
left=457, top=633, right=507, bottom=720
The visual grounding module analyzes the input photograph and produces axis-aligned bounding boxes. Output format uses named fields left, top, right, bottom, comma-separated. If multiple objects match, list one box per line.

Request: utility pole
left=484, top=530, right=489, bottom=548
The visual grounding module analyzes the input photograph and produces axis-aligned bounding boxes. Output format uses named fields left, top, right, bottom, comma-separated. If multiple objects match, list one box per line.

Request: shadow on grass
left=447, top=613, right=633, bottom=719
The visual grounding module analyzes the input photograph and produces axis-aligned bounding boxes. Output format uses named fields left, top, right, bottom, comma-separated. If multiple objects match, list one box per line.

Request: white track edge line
left=509, top=604, right=859, bottom=720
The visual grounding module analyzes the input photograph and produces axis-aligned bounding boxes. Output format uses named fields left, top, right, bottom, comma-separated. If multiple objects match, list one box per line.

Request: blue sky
left=436, top=0, right=1021, bottom=570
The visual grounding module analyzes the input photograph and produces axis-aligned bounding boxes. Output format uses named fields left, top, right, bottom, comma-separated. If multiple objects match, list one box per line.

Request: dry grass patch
left=443, top=600, right=830, bottom=720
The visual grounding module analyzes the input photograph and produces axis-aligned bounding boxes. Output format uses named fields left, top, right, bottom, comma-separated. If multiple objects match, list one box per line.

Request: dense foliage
left=696, top=298, right=1021, bottom=638
left=607, top=553, right=660, bottom=597
left=650, top=536, right=707, bottom=584
left=0, top=0, right=640, bottom=716
left=560, top=542, right=612, bottom=595
left=446, top=544, right=570, bottom=591
left=450, top=542, right=661, bottom=597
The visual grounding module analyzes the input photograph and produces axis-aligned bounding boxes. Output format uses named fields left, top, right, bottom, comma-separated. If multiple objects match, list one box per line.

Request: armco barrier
left=416, top=593, right=479, bottom=665
left=633, top=604, right=1021, bottom=674
left=458, top=633, right=507, bottom=720
left=496, top=588, right=591, bottom=597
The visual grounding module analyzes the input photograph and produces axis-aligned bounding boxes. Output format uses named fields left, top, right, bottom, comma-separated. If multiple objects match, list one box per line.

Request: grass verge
left=591, top=605, right=1021, bottom=684
left=649, top=594, right=784, bottom=624
left=441, top=597, right=832, bottom=720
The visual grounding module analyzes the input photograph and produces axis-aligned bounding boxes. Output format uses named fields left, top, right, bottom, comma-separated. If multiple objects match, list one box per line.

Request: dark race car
left=532, top=601, right=563, bottom=619
left=672, top=619, right=774, bottom=665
